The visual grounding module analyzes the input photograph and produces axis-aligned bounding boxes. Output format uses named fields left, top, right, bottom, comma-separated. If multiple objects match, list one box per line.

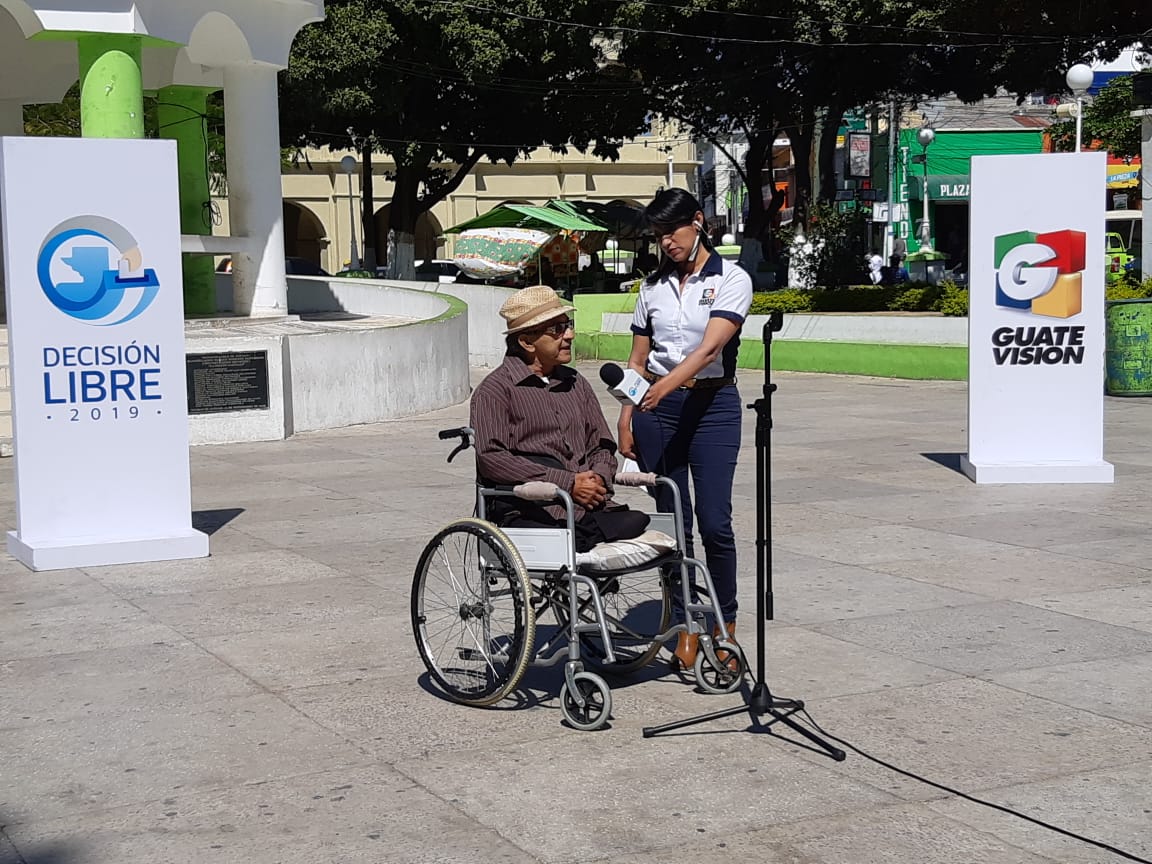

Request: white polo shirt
left=631, top=253, right=753, bottom=379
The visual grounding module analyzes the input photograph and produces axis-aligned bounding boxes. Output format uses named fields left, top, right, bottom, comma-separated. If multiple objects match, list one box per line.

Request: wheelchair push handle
left=437, top=426, right=475, bottom=463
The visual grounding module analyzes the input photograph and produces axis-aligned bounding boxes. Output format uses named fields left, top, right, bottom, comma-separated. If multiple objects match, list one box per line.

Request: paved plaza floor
left=2, top=365, right=1151, bottom=863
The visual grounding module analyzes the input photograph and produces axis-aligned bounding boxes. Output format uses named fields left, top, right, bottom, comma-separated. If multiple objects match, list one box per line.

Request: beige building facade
left=212, top=128, right=700, bottom=273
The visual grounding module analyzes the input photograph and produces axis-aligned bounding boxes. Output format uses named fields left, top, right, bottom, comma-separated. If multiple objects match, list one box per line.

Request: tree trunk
left=389, top=163, right=422, bottom=279
left=788, top=118, right=814, bottom=228
left=389, top=149, right=484, bottom=279
left=360, top=143, right=377, bottom=272
left=740, top=131, right=770, bottom=243
left=815, top=105, right=844, bottom=204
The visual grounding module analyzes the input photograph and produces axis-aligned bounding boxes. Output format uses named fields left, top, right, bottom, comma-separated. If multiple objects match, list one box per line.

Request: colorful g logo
left=994, top=230, right=1086, bottom=320
left=37, top=216, right=160, bottom=326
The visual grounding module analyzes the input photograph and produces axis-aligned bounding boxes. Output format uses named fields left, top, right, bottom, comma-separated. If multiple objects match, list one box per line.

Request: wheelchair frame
left=411, top=426, right=745, bottom=731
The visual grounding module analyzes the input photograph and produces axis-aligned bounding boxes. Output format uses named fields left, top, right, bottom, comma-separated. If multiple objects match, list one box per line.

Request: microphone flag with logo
left=599, top=363, right=650, bottom=406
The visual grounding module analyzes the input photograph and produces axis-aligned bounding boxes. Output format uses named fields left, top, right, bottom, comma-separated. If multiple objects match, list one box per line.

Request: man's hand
left=572, top=471, right=607, bottom=509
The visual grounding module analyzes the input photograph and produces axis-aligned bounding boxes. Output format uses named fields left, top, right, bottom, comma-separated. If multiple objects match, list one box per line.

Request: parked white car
left=413, top=259, right=462, bottom=283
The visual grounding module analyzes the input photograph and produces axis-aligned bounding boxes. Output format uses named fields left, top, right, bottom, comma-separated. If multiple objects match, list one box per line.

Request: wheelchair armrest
left=512, top=481, right=561, bottom=502
left=477, top=483, right=577, bottom=529
left=614, top=471, right=658, bottom=487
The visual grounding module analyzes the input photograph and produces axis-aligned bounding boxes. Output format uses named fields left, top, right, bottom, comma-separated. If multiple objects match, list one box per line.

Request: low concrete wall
left=202, top=275, right=470, bottom=438
left=287, top=310, right=469, bottom=432
left=286, top=276, right=459, bottom=319
left=602, top=311, right=968, bottom=346
left=216, top=275, right=515, bottom=367
left=382, top=280, right=517, bottom=367
left=186, top=331, right=288, bottom=445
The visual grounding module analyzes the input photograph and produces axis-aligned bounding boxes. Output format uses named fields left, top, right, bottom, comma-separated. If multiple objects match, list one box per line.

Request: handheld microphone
left=599, top=363, right=649, bottom=406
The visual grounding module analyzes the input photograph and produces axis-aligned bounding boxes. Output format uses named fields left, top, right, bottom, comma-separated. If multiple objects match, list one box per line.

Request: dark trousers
left=631, top=385, right=741, bottom=621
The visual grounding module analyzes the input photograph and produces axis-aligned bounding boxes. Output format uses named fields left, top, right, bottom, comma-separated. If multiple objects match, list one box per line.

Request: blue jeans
left=631, top=385, right=741, bottom=621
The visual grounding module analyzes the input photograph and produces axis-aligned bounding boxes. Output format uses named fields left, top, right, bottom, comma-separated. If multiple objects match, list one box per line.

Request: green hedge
left=748, top=281, right=969, bottom=317
left=1107, top=277, right=1152, bottom=301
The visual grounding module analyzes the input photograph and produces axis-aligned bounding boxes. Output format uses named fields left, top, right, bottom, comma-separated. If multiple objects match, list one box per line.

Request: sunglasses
left=530, top=317, right=576, bottom=338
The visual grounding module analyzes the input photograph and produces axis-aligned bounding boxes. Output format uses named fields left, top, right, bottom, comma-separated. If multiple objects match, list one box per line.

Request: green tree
left=615, top=0, right=959, bottom=246
left=280, top=0, right=649, bottom=276
left=618, top=0, right=1150, bottom=233
left=1049, top=74, right=1144, bottom=160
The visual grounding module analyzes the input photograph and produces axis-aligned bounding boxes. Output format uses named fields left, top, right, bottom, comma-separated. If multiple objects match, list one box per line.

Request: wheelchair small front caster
left=559, top=671, right=613, bottom=731
left=693, top=640, right=745, bottom=694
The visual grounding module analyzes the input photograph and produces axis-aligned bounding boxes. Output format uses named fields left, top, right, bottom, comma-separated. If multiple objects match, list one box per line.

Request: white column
left=222, top=63, right=288, bottom=316
left=0, top=101, right=24, bottom=136
left=1143, top=114, right=1152, bottom=283
left=0, top=103, right=18, bottom=307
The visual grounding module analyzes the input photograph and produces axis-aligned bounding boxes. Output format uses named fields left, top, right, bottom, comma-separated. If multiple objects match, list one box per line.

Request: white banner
left=961, top=152, right=1113, bottom=484
left=0, top=137, right=209, bottom=568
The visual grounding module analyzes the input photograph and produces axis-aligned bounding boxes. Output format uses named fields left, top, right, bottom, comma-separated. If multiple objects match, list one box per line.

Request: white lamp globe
left=722, top=233, right=736, bottom=245
left=916, top=127, right=936, bottom=148
left=1065, top=63, right=1094, bottom=94
left=605, top=238, right=619, bottom=250
left=340, top=154, right=358, bottom=174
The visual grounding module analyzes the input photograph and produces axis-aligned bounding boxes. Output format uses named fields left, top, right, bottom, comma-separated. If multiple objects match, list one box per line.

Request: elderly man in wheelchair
left=411, top=286, right=745, bottom=731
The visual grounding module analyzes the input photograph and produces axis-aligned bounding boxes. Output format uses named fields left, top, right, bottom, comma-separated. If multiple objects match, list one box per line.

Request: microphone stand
left=641, top=311, right=846, bottom=760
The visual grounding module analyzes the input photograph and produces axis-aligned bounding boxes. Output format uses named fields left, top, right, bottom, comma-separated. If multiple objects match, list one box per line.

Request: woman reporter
left=617, top=188, right=752, bottom=672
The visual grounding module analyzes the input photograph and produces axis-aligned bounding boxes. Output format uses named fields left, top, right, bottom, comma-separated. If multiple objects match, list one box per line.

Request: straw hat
left=499, top=285, right=575, bottom=335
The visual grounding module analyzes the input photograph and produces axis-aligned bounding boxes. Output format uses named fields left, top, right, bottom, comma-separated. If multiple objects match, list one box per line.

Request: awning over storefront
left=909, top=174, right=970, bottom=201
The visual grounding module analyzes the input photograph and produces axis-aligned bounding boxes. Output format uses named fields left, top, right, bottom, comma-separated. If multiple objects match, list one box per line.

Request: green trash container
left=1105, top=298, right=1152, bottom=396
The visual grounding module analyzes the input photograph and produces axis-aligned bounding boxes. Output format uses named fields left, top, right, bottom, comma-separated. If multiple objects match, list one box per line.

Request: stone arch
left=373, top=205, right=444, bottom=264
left=0, top=0, right=42, bottom=38
left=0, top=4, right=77, bottom=104
left=416, top=210, right=444, bottom=261
left=283, top=201, right=328, bottom=271
left=185, top=11, right=253, bottom=68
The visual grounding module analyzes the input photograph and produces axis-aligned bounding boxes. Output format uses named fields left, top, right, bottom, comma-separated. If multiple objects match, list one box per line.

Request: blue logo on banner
left=37, top=217, right=160, bottom=326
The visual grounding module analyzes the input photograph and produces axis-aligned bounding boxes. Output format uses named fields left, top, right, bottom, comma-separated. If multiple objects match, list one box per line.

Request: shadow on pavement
left=1, top=823, right=76, bottom=864
left=920, top=452, right=966, bottom=475
left=192, top=508, right=245, bottom=534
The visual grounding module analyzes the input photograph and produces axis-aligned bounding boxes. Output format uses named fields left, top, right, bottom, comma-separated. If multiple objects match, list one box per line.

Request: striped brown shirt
left=469, top=355, right=618, bottom=520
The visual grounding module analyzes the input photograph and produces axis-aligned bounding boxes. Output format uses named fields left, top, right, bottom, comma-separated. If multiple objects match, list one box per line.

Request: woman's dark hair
left=644, top=188, right=712, bottom=283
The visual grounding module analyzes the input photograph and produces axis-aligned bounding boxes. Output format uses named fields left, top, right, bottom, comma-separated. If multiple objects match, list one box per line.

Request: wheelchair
left=410, top=426, right=745, bottom=731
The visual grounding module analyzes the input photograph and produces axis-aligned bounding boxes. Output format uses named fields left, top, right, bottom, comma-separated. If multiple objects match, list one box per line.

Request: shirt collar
left=699, top=252, right=724, bottom=278
left=499, top=354, right=576, bottom=387
left=656, top=252, right=724, bottom=287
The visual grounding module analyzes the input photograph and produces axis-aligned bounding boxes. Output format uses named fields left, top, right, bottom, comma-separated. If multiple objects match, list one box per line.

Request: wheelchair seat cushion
left=575, top=530, right=678, bottom=572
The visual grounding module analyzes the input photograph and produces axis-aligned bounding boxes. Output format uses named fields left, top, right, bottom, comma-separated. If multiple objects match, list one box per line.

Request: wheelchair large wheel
left=559, top=564, right=673, bottom=675
left=412, top=518, right=535, bottom=706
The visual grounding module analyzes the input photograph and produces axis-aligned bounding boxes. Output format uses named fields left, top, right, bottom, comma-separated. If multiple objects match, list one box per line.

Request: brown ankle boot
left=714, top=621, right=740, bottom=672
left=673, top=632, right=699, bottom=670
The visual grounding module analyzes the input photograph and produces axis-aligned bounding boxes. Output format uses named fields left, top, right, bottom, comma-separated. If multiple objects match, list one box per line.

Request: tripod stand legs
left=641, top=681, right=847, bottom=761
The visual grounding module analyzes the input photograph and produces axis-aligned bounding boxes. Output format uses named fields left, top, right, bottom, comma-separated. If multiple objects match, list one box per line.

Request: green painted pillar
left=158, top=85, right=218, bottom=315
left=77, top=35, right=145, bottom=139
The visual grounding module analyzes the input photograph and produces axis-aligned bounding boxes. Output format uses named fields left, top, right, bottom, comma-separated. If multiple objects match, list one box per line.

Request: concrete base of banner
left=960, top=456, right=1115, bottom=485
left=7, top=528, right=210, bottom=571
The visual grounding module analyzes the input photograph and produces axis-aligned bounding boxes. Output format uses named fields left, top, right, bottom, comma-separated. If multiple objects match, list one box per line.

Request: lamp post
left=916, top=126, right=935, bottom=252
left=340, top=153, right=360, bottom=271
left=1065, top=63, right=1094, bottom=152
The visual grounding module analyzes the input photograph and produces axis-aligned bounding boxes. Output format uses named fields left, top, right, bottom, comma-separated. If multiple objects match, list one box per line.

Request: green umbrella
left=446, top=204, right=606, bottom=235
